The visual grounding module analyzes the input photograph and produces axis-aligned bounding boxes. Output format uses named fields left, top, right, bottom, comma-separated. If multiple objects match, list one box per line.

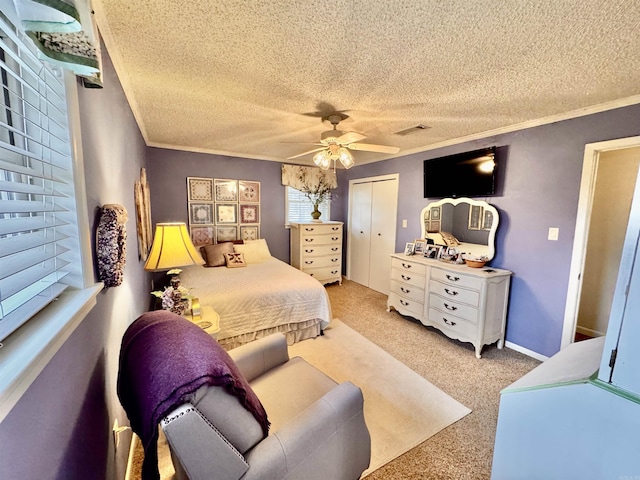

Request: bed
left=179, top=240, right=332, bottom=349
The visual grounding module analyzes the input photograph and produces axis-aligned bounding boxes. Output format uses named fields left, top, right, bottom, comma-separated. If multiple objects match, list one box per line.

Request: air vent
left=394, top=124, right=431, bottom=136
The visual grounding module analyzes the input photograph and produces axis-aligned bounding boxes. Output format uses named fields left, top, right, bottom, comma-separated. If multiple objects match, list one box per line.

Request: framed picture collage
left=187, top=177, right=261, bottom=247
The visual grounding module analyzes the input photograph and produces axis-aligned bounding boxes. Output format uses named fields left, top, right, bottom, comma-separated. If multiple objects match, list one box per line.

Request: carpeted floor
left=129, top=279, right=540, bottom=480
left=327, top=279, right=541, bottom=479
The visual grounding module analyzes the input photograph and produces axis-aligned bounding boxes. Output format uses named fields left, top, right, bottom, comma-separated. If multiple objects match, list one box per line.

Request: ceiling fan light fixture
left=313, top=150, right=331, bottom=170
left=338, top=147, right=354, bottom=169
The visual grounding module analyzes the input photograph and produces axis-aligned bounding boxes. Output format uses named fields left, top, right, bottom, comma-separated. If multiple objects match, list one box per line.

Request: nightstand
left=184, top=298, right=220, bottom=338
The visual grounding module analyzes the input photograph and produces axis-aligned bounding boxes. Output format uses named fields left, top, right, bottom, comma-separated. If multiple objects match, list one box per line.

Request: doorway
left=562, top=136, right=640, bottom=349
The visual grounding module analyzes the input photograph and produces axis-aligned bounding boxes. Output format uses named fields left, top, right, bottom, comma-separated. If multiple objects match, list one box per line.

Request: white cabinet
left=348, top=175, right=398, bottom=295
left=387, top=254, right=511, bottom=358
left=290, top=222, right=343, bottom=286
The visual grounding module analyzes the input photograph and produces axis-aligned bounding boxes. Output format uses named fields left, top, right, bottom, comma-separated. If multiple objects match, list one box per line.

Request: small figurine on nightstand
left=151, top=269, right=193, bottom=316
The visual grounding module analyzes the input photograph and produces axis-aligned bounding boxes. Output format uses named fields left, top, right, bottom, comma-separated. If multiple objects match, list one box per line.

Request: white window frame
left=285, top=186, right=330, bottom=226
left=0, top=13, right=100, bottom=423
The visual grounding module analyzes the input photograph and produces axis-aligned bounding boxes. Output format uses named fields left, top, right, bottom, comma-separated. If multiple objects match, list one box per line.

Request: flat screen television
left=423, top=147, right=497, bottom=198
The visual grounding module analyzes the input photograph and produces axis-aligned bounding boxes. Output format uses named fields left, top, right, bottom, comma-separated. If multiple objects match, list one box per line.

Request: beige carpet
left=288, top=319, right=471, bottom=477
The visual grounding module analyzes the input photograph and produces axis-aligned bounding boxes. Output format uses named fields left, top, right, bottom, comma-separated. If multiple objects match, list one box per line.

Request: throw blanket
left=117, top=310, right=269, bottom=480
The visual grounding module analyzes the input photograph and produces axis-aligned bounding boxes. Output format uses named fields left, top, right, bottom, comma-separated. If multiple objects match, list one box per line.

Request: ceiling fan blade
left=287, top=147, right=326, bottom=160
left=337, top=131, right=367, bottom=144
left=347, top=143, right=400, bottom=154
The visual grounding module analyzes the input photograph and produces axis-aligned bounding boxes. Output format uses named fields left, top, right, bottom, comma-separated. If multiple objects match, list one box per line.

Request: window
left=286, top=186, right=330, bottom=226
left=0, top=16, right=84, bottom=342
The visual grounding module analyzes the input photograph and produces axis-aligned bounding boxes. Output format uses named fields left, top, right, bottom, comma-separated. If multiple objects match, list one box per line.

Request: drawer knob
left=305, top=249, right=314, bottom=253
left=332, top=227, right=339, bottom=231
left=444, top=303, right=457, bottom=311
left=331, top=237, right=339, bottom=241
left=331, top=247, right=338, bottom=251
left=446, top=274, right=460, bottom=282
left=305, top=238, right=314, bottom=242
left=331, top=270, right=338, bottom=274
left=400, top=300, right=409, bottom=306
left=444, top=288, right=458, bottom=296
left=305, top=261, right=313, bottom=264
left=305, top=228, right=314, bottom=231
left=400, top=287, right=410, bottom=294
left=402, top=263, right=412, bottom=269
left=331, top=258, right=338, bottom=262
left=401, top=275, right=411, bottom=281
left=443, top=318, right=457, bottom=327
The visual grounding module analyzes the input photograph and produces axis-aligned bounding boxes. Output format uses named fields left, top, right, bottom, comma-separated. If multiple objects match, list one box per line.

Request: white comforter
left=179, top=257, right=332, bottom=341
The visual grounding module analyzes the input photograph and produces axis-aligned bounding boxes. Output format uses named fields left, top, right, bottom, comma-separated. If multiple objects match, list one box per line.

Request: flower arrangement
left=151, top=269, right=193, bottom=315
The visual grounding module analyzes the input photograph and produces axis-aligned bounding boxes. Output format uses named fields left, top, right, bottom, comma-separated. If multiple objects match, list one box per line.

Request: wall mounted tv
left=423, top=147, right=497, bottom=198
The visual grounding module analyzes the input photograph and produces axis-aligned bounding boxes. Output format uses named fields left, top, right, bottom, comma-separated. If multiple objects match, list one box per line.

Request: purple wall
left=340, top=105, right=640, bottom=357
left=0, top=41, right=149, bottom=479
left=146, top=149, right=290, bottom=261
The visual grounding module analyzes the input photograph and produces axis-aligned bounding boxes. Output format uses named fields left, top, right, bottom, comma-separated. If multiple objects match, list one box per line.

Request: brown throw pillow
left=224, top=252, right=247, bottom=268
left=202, top=242, right=235, bottom=267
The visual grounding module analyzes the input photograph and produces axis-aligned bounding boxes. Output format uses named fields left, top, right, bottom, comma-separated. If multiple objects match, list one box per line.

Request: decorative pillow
left=233, top=243, right=267, bottom=264
left=224, top=252, right=247, bottom=268
left=440, top=231, right=460, bottom=247
left=244, top=238, right=271, bottom=259
left=202, top=242, right=235, bottom=267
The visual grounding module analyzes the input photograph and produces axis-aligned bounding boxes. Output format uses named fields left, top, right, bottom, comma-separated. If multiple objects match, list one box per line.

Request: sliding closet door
left=349, top=181, right=373, bottom=286
left=348, top=174, right=399, bottom=295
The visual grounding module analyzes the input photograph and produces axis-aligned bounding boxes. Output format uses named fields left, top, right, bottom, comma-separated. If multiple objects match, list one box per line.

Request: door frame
left=346, top=173, right=399, bottom=281
left=562, top=136, right=640, bottom=349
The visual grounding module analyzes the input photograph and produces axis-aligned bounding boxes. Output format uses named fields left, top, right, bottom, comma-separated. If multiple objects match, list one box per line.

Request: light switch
left=402, top=219, right=407, bottom=228
left=548, top=227, right=559, bottom=241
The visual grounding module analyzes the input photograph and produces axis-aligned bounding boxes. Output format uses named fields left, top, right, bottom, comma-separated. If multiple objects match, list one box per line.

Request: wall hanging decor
left=97, top=204, right=128, bottom=287
left=187, top=176, right=260, bottom=245
left=134, top=168, right=153, bottom=261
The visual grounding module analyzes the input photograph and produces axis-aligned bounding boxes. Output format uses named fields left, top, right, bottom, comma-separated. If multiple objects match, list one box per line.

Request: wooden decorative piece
left=134, top=168, right=153, bottom=261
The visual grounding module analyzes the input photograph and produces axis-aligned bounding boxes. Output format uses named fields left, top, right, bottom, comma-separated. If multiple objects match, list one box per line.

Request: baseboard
left=124, top=434, right=139, bottom=480
left=576, top=325, right=605, bottom=338
left=505, top=341, right=549, bottom=362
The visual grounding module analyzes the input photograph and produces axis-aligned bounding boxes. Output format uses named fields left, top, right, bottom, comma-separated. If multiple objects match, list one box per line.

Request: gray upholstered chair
left=160, top=333, right=371, bottom=480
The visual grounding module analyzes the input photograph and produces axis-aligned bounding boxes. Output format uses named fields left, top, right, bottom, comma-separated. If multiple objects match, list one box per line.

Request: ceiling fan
left=287, top=113, right=400, bottom=170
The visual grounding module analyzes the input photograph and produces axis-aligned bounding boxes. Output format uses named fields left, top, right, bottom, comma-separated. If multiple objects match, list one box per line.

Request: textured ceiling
left=93, top=0, right=640, bottom=167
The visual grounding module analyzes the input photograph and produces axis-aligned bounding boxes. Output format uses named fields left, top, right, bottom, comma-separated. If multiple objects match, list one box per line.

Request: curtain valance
left=11, top=0, right=102, bottom=86
left=281, top=164, right=337, bottom=194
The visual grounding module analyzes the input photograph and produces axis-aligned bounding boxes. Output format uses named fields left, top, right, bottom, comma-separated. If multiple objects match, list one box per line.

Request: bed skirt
left=218, top=318, right=323, bottom=350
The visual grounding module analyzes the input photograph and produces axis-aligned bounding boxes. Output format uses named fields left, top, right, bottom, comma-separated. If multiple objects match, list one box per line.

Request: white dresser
left=290, top=222, right=343, bottom=285
left=387, top=253, right=511, bottom=358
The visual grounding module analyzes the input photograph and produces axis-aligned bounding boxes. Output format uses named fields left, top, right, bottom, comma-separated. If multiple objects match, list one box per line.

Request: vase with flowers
left=151, top=269, right=193, bottom=315
left=304, top=177, right=333, bottom=223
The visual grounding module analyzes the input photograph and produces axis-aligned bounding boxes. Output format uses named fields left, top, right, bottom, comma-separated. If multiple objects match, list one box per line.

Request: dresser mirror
left=420, top=197, right=499, bottom=260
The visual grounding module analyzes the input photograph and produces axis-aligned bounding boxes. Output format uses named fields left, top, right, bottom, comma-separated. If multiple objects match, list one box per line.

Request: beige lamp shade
left=143, top=222, right=205, bottom=271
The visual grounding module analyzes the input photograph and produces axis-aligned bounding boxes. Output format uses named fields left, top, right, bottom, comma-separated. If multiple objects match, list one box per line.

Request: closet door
left=349, top=181, right=373, bottom=286
left=368, top=179, right=398, bottom=294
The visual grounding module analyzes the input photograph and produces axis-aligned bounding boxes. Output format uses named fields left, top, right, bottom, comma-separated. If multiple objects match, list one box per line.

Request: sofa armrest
left=242, top=382, right=371, bottom=480
left=161, top=403, right=249, bottom=480
left=228, top=333, right=290, bottom=382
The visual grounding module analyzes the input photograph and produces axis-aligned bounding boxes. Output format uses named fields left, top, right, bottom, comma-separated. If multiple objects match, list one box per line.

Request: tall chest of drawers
left=290, top=222, right=343, bottom=285
left=387, top=253, right=511, bottom=358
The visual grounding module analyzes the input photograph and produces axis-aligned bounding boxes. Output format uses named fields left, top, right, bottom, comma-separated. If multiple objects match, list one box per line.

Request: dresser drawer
left=391, top=258, right=427, bottom=276
left=431, top=267, right=483, bottom=290
left=430, top=280, right=480, bottom=306
left=301, top=244, right=341, bottom=257
left=388, top=292, right=424, bottom=317
left=300, top=224, right=343, bottom=236
left=429, top=293, right=479, bottom=324
left=301, top=255, right=341, bottom=268
left=301, top=233, right=342, bottom=245
left=391, top=280, right=425, bottom=303
left=428, top=308, right=477, bottom=338
left=391, top=267, right=425, bottom=288
left=305, top=265, right=341, bottom=282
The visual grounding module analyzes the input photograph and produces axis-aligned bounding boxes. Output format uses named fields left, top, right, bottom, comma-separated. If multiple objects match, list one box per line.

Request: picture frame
left=424, top=245, right=442, bottom=259
left=404, top=242, right=415, bottom=256
left=189, top=203, right=214, bottom=224
left=468, top=205, right=482, bottom=230
left=216, top=225, right=238, bottom=242
left=239, top=180, right=260, bottom=203
left=482, top=209, right=494, bottom=230
left=428, top=220, right=441, bottom=232
left=190, top=226, right=215, bottom=247
left=430, top=206, right=441, bottom=221
left=240, top=225, right=259, bottom=241
left=240, top=204, right=260, bottom=224
left=214, top=179, right=239, bottom=202
left=187, top=177, right=214, bottom=201
left=423, top=209, right=430, bottom=221
left=414, top=239, right=426, bottom=254
left=216, top=203, right=237, bottom=224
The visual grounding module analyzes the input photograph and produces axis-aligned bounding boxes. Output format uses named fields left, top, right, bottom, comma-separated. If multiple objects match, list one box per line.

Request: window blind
left=0, top=17, right=77, bottom=343
left=286, top=186, right=330, bottom=225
